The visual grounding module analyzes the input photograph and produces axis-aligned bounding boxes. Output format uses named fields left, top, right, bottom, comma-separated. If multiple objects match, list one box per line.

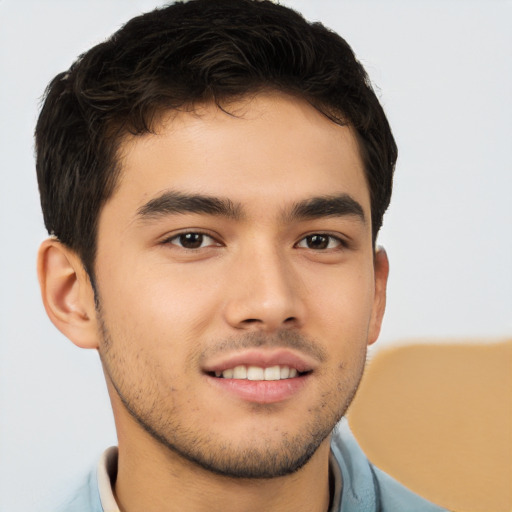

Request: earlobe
left=37, top=239, right=99, bottom=349
left=367, top=246, right=389, bottom=346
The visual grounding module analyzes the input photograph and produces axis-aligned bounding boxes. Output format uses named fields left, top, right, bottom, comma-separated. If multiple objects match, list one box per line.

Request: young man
left=35, top=1, right=447, bottom=510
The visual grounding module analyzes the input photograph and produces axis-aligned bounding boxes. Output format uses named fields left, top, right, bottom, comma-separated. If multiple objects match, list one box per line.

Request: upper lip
left=201, top=348, right=318, bottom=374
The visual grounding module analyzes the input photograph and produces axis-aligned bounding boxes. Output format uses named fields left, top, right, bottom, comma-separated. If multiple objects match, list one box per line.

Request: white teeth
left=264, top=365, right=281, bottom=381
left=233, top=365, right=247, bottom=379
left=217, top=365, right=302, bottom=380
left=247, top=366, right=264, bottom=380
left=280, top=366, right=290, bottom=379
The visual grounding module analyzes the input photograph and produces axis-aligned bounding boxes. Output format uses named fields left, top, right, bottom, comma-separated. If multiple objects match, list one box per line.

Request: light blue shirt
left=331, top=422, right=448, bottom=511
left=55, top=421, right=448, bottom=511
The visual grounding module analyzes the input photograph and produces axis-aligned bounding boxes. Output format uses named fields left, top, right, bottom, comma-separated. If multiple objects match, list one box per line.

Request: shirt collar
left=97, top=446, right=120, bottom=512
left=329, top=449, right=343, bottom=511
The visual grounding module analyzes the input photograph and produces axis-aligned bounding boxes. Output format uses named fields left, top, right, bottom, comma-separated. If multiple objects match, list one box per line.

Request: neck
left=113, top=425, right=332, bottom=512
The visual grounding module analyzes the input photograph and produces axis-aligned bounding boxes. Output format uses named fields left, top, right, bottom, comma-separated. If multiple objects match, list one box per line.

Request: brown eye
left=179, top=233, right=204, bottom=249
left=167, top=232, right=217, bottom=249
left=306, top=235, right=329, bottom=249
left=296, top=234, right=343, bottom=250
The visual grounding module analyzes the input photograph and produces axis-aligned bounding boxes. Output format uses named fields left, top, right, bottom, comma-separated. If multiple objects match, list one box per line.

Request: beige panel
left=348, top=340, right=512, bottom=512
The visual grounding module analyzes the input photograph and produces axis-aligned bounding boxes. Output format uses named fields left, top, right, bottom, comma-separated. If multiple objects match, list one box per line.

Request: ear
left=37, top=238, right=99, bottom=349
left=367, top=246, right=389, bottom=346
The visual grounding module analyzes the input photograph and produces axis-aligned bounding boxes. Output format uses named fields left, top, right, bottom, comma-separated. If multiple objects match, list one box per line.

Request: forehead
left=110, top=92, right=370, bottom=219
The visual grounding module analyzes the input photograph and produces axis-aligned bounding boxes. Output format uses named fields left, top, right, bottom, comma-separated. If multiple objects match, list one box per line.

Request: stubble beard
left=97, top=309, right=367, bottom=480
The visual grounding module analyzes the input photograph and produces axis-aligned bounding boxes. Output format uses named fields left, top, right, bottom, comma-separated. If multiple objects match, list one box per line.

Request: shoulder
left=370, top=465, right=448, bottom=512
left=331, top=420, right=448, bottom=512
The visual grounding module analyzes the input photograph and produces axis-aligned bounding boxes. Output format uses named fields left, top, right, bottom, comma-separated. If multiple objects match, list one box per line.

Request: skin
left=38, top=92, right=388, bottom=512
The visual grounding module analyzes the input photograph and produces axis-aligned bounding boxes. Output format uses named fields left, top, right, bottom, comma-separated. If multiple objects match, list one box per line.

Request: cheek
left=95, top=263, right=225, bottom=379
left=306, top=266, right=375, bottom=339
left=142, top=268, right=226, bottom=342
left=101, top=259, right=220, bottom=327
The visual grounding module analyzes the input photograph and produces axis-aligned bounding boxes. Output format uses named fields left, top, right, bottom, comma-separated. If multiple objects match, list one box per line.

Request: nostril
left=241, top=317, right=296, bottom=326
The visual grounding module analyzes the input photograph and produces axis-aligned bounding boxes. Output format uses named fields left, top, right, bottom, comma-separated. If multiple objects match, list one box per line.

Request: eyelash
left=163, top=231, right=221, bottom=250
left=295, top=233, right=347, bottom=251
left=162, top=231, right=347, bottom=251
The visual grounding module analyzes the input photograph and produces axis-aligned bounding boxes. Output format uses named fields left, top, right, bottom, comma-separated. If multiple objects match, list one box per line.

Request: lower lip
left=206, top=374, right=310, bottom=404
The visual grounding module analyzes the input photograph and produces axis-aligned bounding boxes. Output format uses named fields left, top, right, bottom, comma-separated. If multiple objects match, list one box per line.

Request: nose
left=223, top=245, right=306, bottom=332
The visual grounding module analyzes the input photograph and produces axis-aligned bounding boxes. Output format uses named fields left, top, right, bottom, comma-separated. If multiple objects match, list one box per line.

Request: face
left=93, top=93, right=387, bottom=478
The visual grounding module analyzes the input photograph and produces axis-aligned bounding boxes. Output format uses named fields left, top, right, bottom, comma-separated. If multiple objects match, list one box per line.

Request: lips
left=202, top=348, right=317, bottom=378
left=202, top=349, right=315, bottom=403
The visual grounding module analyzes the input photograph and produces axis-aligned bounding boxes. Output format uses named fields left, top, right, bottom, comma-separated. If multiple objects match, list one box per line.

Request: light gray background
left=1, top=1, right=511, bottom=510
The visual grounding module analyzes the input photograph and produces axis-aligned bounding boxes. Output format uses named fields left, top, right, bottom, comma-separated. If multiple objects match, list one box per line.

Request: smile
left=203, top=350, right=315, bottom=403
left=213, top=365, right=302, bottom=380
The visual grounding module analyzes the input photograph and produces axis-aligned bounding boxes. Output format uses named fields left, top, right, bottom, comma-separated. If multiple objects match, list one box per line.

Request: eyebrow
left=136, top=190, right=365, bottom=225
left=286, top=194, right=366, bottom=224
left=136, top=191, right=242, bottom=221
